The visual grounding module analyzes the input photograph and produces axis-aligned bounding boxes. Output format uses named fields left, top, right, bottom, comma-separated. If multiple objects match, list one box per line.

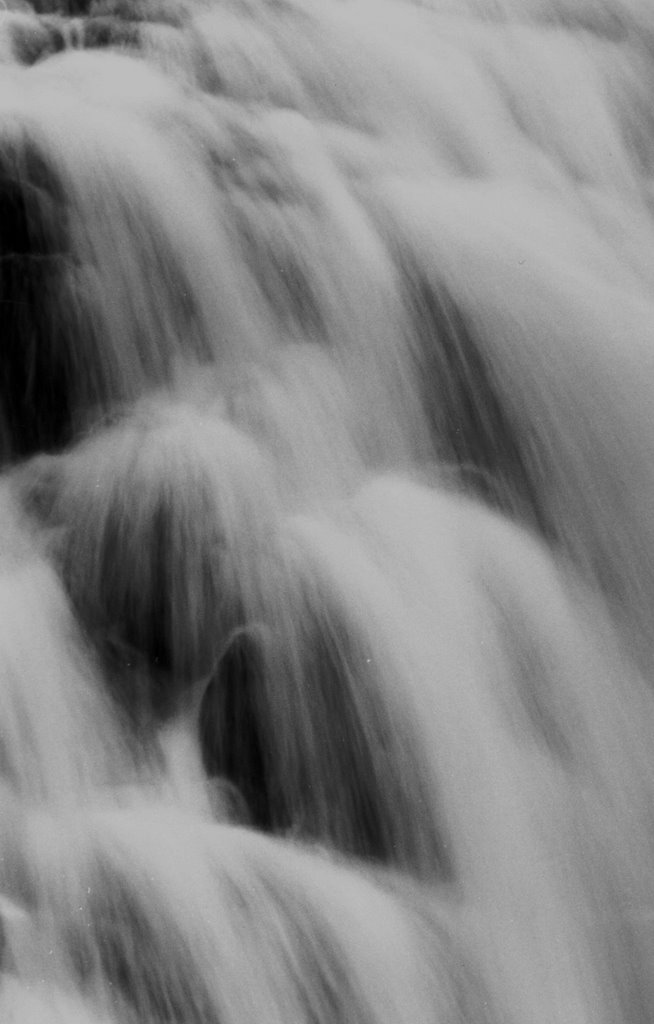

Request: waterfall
left=1, top=1, right=654, bottom=1021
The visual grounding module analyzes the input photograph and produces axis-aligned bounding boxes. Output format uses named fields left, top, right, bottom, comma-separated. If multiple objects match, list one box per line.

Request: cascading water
left=1, top=0, right=654, bottom=1022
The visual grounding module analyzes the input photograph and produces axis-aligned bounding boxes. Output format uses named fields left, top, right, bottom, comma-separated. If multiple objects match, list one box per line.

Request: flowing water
left=1, top=0, right=654, bottom=1021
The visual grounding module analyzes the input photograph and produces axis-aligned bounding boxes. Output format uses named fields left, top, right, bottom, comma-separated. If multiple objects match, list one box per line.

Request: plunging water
left=2, top=0, right=654, bottom=1021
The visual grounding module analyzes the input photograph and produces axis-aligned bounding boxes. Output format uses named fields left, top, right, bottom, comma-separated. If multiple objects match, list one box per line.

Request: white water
left=1, top=0, right=654, bottom=1022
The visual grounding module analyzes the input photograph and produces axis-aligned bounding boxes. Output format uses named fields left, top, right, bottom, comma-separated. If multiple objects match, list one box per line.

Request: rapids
left=1, top=0, right=654, bottom=1021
